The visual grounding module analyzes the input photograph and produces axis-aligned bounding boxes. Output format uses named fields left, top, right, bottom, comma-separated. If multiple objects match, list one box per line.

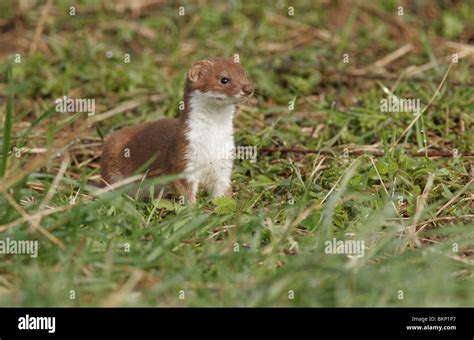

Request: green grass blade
left=0, top=63, right=14, bottom=178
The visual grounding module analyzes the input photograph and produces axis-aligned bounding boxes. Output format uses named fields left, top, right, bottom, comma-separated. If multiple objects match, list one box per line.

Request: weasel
left=100, top=57, right=254, bottom=206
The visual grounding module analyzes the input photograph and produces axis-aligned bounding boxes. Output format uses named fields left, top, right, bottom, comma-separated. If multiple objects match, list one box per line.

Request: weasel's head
left=186, top=57, right=254, bottom=106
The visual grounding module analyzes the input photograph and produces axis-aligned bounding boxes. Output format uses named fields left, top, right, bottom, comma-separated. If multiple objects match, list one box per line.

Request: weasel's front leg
left=173, top=179, right=198, bottom=207
left=210, top=176, right=232, bottom=199
left=210, top=160, right=233, bottom=199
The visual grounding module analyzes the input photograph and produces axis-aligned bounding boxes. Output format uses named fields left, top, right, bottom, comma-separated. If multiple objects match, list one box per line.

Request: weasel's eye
left=220, top=77, right=230, bottom=84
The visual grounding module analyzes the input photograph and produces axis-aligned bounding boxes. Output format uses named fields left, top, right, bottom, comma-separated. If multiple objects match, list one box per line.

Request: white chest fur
left=184, top=92, right=235, bottom=197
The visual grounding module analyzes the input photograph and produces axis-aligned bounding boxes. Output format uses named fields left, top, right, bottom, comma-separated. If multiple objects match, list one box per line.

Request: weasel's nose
left=242, top=84, right=253, bottom=96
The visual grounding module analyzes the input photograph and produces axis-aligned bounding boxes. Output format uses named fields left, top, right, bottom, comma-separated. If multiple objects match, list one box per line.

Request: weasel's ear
left=188, top=60, right=213, bottom=82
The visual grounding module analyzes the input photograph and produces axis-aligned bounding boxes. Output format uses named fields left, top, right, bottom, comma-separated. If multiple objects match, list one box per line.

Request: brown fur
left=101, top=117, right=188, bottom=183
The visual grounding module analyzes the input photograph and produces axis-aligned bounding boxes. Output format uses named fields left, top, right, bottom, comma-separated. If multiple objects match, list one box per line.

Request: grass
left=0, top=0, right=473, bottom=307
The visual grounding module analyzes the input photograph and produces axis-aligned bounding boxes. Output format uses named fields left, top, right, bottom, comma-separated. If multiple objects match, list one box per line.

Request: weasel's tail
left=85, top=177, right=107, bottom=188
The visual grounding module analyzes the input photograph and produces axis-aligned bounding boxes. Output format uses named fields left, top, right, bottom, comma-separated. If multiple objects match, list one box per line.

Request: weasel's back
left=101, top=118, right=180, bottom=184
